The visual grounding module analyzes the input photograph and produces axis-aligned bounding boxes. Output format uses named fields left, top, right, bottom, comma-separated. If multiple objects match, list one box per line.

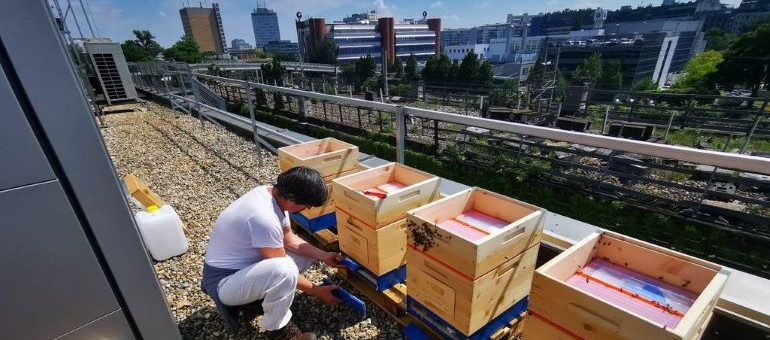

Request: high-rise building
left=251, top=6, right=280, bottom=48
left=179, top=3, right=227, bottom=54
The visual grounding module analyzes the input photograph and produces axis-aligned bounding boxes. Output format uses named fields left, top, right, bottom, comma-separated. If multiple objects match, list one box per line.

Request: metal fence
left=129, top=62, right=770, bottom=276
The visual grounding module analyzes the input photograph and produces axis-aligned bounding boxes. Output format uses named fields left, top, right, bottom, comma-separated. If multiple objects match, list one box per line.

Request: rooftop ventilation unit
left=84, top=42, right=137, bottom=105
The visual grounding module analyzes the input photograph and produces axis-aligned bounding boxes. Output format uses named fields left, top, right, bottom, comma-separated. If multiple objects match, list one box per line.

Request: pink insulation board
left=437, top=219, right=488, bottom=242
left=565, top=259, right=698, bottom=329
left=435, top=210, right=509, bottom=242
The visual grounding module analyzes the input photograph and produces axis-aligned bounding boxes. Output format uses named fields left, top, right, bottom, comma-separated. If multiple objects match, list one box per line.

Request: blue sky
left=68, top=0, right=742, bottom=48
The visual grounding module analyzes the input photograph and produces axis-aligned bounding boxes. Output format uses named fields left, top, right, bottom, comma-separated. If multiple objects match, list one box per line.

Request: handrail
left=192, top=72, right=770, bottom=175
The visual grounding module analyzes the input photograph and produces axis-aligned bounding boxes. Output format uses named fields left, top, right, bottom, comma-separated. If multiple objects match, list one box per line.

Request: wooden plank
left=407, top=187, right=544, bottom=279
left=406, top=244, right=538, bottom=336
left=291, top=219, right=339, bottom=252
left=123, top=173, right=166, bottom=208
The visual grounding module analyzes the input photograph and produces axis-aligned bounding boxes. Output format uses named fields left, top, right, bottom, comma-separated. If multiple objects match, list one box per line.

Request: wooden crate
left=298, top=168, right=361, bottom=220
left=277, top=138, right=359, bottom=177
left=337, top=210, right=407, bottom=275
left=406, top=244, right=539, bottom=336
left=524, top=312, right=582, bottom=339
left=332, top=163, right=440, bottom=229
left=530, top=231, right=729, bottom=340
left=299, top=183, right=336, bottom=220
left=406, top=187, right=544, bottom=279
left=524, top=311, right=715, bottom=340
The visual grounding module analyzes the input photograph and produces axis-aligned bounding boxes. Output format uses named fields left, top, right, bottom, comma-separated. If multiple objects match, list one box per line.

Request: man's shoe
left=264, top=320, right=316, bottom=340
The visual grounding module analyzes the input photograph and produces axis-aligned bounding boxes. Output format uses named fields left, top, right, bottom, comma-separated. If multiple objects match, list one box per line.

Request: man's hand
left=312, top=285, right=341, bottom=305
left=320, top=251, right=347, bottom=269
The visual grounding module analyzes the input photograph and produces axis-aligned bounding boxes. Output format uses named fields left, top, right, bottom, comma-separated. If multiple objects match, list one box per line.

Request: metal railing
left=130, top=62, right=770, bottom=275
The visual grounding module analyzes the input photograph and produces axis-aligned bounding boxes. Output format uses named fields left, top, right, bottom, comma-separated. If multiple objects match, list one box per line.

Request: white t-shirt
left=204, top=186, right=289, bottom=270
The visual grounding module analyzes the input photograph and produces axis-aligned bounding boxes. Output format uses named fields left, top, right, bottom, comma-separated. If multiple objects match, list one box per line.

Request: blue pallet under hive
left=405, top=296, right=529, bottom=340
left=291, top=211, right=337, bottom=233
left=342, top=255, right=406, bottom=292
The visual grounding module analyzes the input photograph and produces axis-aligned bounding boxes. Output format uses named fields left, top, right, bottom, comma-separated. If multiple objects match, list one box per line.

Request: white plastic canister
left=135, top=205, right=188, bottom=261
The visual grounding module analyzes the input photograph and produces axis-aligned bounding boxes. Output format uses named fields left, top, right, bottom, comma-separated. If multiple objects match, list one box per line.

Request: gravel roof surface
left=100, top=102, right=402, bottom=339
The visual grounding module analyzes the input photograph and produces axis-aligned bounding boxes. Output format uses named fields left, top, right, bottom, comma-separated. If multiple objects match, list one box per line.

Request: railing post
left=191, top=77, right=204, bottom=128
left=740, top=99, right=768, bottom=154
left=246, top=80, right=263, bottom=166
left=397, top=106, right=406, bottom=164
left=663, top=110, right=676, bottom=141
left=602, top=105, right=610, bottom=135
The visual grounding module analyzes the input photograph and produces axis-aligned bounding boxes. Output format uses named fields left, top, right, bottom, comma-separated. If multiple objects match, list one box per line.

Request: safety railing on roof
left=130, top=63, right=770, bottom=277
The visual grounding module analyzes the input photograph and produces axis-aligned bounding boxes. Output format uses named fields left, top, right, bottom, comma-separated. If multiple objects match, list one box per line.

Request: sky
left=64, top=0, right=743, bottom=48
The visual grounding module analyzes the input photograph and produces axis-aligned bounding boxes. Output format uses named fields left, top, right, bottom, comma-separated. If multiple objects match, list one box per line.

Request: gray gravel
left=100, top=102, right=402, bottom=339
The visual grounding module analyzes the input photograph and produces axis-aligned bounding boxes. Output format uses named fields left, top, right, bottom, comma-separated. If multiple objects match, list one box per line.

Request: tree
left=458, top=51, right=480, bottom=82
left=573, top=52, right=603, bottom=85
left=162, top=36, right=203, bottom=63
left=273, top=52, right=297, bottom=62
left=261, top=58, right=285, bottom=85
left=572, top=14, right=584, bottom=31
left=712, top=23, right=770, bottom=97
left=341, top=64, right=356, bottom=84
left=309, top=39, right=338, bottom=64
left=448, top=60, right=460, bottom=80
left=673, top=50, right=723, bottom=93
left=528, top=57, right=546, bottom=88
left=704, top=28, right=736, bottom=52
left=390, top=57, right=403, bottom=78
left=405, top=53, right=419, bottom=80
left=355, top=55, right=376, bottom=90
left=121, top=30, right=162, bottom=62
left=632, top=78, right=658, bottom=92
left=597, top=60, right=623, bottom=90
left=422, top=54, right=451, bottom=82
left=477, top=61, right=493, bottom=84
left=254, top=48, right=270, bottom=59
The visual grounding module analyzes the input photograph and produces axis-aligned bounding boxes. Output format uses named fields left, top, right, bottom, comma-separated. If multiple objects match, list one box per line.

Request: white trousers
left=217, top=252, right=314, bottom=330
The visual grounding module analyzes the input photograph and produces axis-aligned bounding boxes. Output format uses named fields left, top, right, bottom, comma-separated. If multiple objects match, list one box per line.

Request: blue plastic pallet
left=290, top=211, right=336, bottom=233
left=406, top=296, right=529, bottom=340
left=342, top=256, right=406, bottom=292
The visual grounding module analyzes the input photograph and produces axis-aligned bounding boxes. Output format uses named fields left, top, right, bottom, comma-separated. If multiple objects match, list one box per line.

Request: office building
left=264, top=40, right=300, bottom=58
left=251, top=6, right=280, bottom=48
left=297, top=17, right=441, bottom=64
left=231, top=38, right=253, bottom=51
left=730, top=0, right=770, bottom=32
left=179, top=3, right=227, bottom=54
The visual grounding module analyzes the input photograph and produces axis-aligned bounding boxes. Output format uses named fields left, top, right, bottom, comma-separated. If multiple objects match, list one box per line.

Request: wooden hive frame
left=530, top=231, right=729, bottom=340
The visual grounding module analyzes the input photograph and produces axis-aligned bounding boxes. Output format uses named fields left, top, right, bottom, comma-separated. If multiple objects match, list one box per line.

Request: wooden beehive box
left=406, top=187, right=544, bottom=279
left=337, top=209, right=407, bottom=275
left=277, top=138, right=359, bottom=177
left=406, top=243, right=539, bottom=336
left=332, top=163, right=440, bottom=229
left=530, top=231, right=729, bottom=340
left=299, top=168, right=361, bottom=220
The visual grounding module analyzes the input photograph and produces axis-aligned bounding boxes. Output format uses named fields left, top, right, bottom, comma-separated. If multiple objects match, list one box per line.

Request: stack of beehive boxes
left=405, top=187, right=545, bottom=337
left=527, top=230, right=729, bottom=340
left=332, top=162, right=440, bottom=290
left=277, top=138, right=359, bottom=232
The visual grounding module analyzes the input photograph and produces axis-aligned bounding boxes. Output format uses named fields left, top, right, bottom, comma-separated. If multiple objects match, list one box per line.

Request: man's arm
left=283, top=225, right=327, bottom=260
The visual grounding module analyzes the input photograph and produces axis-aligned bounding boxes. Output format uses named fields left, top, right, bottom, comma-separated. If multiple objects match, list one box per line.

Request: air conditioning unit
left=84, top=42, right=137, bottom=105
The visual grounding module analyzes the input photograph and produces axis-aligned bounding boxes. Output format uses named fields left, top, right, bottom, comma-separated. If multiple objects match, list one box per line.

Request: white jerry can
left=135, top=204, right=188, bottom=261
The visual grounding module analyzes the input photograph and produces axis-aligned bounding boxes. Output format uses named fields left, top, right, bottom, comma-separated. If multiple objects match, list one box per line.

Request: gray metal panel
left=84, top=42, right=137, bottom=101
left=0, top=182, right=119, bottom=340
left=0, top=1, right=180, bottom=338
left=55, top=309, right=134, bottom=340
left=0, top=60, right=55, bottom=191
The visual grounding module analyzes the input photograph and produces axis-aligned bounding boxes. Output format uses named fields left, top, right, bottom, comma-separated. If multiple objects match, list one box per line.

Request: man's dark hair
left=274, top=166, right=328, bottom=206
